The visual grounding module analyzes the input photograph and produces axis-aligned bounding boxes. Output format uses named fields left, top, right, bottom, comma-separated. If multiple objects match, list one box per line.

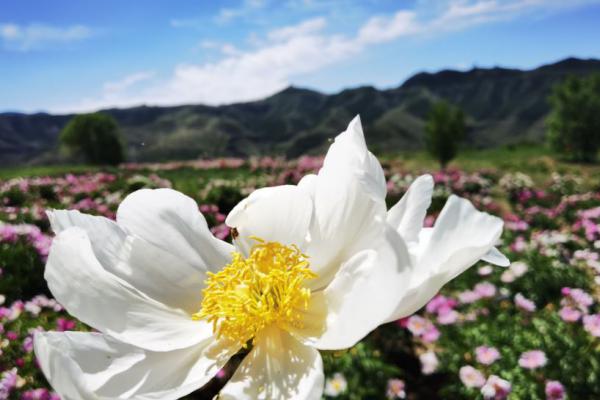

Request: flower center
left=194, top=237, right=317, bottom=347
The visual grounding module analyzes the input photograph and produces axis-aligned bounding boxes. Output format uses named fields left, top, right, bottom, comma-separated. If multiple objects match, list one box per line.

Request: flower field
left=1, top=155, right=599, bottom=399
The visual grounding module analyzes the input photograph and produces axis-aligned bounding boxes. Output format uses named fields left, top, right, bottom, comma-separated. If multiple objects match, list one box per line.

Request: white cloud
left=357, top=11, right=420, bottom=45
left=103, top=71, right=156, bottom=94
left=267, top=17, right=327, bottom=41
left=220, top=43, right=241, bottom=56
left=215, top=0, right=268, bottom=24
left=0, top=23, right=92, bottom=51
left=51, top=0, right=599, bottom=112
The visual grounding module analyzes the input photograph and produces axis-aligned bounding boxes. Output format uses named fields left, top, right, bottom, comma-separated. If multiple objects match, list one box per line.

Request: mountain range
left=2, top=57, right=600, bottom=166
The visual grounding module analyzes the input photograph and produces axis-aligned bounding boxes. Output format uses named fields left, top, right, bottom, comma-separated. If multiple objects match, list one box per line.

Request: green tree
left=425, top=100, right=465, bottom=169
left=60, top=113, right=125, bottom=165
left=547, top=74, right=600, bottom=162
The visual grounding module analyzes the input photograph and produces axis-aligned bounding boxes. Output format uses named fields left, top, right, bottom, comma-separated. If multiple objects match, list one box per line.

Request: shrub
left=59, top=113, right=125, bottom=165
left=425, top=101, right=466, bottom=169
left=547, top=74, right=600, bottom=162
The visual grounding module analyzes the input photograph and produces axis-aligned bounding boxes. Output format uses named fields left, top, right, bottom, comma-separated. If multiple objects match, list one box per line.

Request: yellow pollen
left=193, top=237, right=317, bottom=347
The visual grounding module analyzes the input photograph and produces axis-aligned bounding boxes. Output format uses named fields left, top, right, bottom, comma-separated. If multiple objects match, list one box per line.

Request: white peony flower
left=34, top=116, right=508, bottom=400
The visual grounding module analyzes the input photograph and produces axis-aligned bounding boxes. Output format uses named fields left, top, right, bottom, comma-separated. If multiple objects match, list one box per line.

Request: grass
left=386, top=145, right=600, bottom=186
left=0, top=165, right=106, bottom=180
left=1, top=145, right=599, bottom=189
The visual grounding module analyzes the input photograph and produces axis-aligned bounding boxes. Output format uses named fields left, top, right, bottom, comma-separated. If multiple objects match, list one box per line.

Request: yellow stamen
left=193, top=237, right=317, bottom=347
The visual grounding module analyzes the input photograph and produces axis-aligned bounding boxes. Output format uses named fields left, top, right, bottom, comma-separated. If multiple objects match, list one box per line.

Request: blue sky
left=2, top=0, right=600, bottom=113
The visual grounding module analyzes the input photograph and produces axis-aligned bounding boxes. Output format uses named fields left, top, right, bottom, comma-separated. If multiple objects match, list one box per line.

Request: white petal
left=47, top=209, right=127, bottom=268
left=386, top=195, right=505, bottom=321
left=219, top=327, right=323, bottom=400
left=481, top=247, right=510, bottom=266
left=387, top=174, right=434, bottom=243
left=321, top=115, right=386, bottom=201
left=45, top=227, right=210, bottom=352
left=225, top=185, right=313, bottom=255
left=297, top=173, right=317, bottom=199
left=48, top=210, right=207, bottom=314
left=301, top=224, right=412, bottom=350
left=34, top=331, right=238, bottom=400
left=306, top=116, right=388, bottom=289
left=117, top=189, right=233, bottom=273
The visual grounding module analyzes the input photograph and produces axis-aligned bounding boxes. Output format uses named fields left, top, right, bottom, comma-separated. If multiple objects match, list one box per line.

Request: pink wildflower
left=459, top=366, right=486, bottom=388
left=475, top=346, right=501, bottom=365
left=519, top=350, right=547, bottom=369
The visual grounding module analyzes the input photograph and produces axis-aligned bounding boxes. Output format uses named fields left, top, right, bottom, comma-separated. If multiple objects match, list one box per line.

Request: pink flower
left=500, top=270, right=516, bottom=283
left=559, top=306, right=581, bottom=322
left=56, top=318, right=76, bottom=332
left=396, top=317, right=409, bottom=328
left=419, top=351, right=439, bottom=375
left=561, top=287, right=593, bottom=313
left=545, top=380, right=566, bottom=400
left=459, top=365, right=486, bottom=388
left=406, top=315, right=428, bottom=336
left=570, top=288, right=593, bottom=309
left=210, top=224, right=231, bottom=241
left=437, top=309, right=460, bottom=325
left=515, top=293, right=536, bottom=312
left=478, top=265, right=493, bottom=276
left=425, top=295, right=457, bottom=314
left=22, top=336, right=34, bottom=353
left=459, top=290, right=481, bottom=304
left=475, top=346, right=501, bottom=365
left=481, top=375, right=511, bottom=399
left=519, top=350, right=547, bottom=369
left=386, top=379, right=406, bottom=399
left=0, top=225, right=18, bottom=243
left=510, top=236, right=528, bottom=253
left=583, top=314, right=600, bottom=337
left=421, top=324, right=441, bottom=343
left=474, top=282, right=496, bottom=298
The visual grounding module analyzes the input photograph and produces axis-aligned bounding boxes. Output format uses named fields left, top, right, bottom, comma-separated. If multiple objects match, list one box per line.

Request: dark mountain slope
left=1, top=57, right=599, bottom=166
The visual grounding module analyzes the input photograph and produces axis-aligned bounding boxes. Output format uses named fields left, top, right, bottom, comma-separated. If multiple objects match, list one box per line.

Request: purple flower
left=519, top=350, right=547, bottom=369
left=0, top=369, right=18, bottom=400
left=22, top=336, right=34, bottom=353
left=515, top=293, right=536, bottom=312
left=21, top=388, right=54, bottom=400
left=545, top=380, right=566, bottom=400
left=475, top=346, right=501, bottom=365
left=459, top=365, right=486, bottom=388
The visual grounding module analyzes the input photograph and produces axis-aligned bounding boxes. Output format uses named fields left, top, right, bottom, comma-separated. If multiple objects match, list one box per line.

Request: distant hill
left=2, top=57, right=600, bottom=166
